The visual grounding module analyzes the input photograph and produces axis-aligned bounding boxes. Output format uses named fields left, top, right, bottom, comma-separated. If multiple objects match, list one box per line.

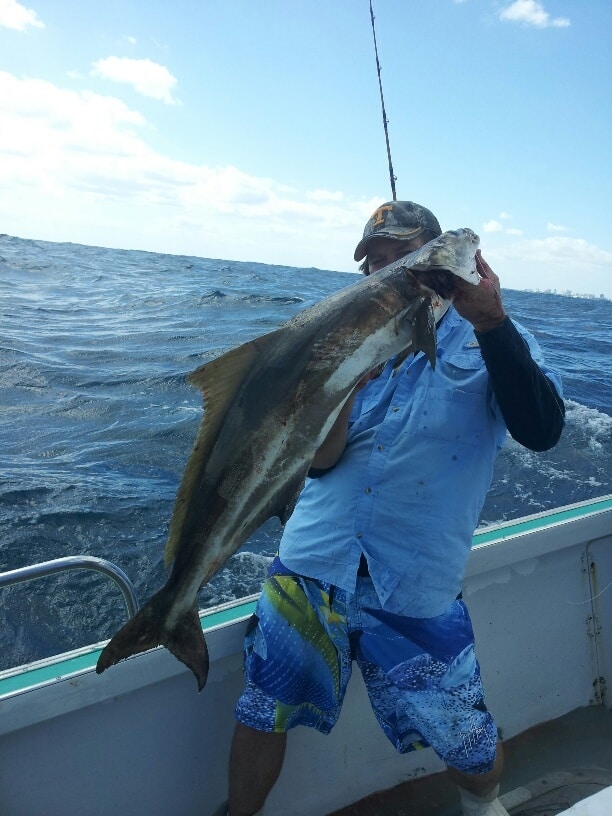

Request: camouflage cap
left=354, top=201, right=442, bottom=262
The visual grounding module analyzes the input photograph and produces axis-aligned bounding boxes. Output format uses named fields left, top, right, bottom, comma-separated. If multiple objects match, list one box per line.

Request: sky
left=1, top=0, right=611, bottom=296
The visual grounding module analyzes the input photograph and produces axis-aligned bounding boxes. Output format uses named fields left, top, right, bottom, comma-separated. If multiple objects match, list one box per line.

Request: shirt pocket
left=438, top=347, right=486, bottom=390
left=412, top=384, right=488, bottom=445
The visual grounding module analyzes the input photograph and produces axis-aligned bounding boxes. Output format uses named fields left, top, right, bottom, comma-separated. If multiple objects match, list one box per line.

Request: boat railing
left=0, top=556, right=139, bottom=620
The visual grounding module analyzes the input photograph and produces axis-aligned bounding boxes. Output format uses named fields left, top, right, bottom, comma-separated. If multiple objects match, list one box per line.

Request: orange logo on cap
left=370, top=204, right=393, bottom=228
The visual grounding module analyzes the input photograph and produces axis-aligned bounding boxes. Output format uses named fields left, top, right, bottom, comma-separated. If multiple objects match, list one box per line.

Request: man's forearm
left=476, top=317, right=565, bottom=451
left=309, top=394, right=356, bottom=472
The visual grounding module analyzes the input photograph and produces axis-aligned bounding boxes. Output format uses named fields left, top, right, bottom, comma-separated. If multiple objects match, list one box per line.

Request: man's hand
left=452, top=251, right=507, bottom=334
left=357, top=364, right=385, bottom=389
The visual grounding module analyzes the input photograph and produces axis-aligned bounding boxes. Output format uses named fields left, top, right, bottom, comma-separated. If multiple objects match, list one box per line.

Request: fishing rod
left=369, top=0, right=397, bottom=201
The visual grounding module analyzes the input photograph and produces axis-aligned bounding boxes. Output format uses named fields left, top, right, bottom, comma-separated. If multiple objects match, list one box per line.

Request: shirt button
left=377, top=445, right=384, bottom=451
left=356, top=533, right=362, bottom=539
left=364, top=487, right=372, bottom=494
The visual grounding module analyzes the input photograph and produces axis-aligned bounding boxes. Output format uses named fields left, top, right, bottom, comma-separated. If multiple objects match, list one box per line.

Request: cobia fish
left=96, top=228, right=480, bottom=690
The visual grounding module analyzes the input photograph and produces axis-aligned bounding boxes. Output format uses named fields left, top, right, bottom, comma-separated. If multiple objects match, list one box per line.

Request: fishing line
left=369, top=1, right=397, bottom=201
left=566, top=581, right=612, bottom=606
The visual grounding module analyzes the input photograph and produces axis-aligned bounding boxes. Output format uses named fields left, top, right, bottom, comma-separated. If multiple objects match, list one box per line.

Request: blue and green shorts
left=235, top=559, right=498, bottom=774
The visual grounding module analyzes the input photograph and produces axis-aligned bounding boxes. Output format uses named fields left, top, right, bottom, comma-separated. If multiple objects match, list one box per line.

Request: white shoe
left=459, top=785, right=510, bottom=816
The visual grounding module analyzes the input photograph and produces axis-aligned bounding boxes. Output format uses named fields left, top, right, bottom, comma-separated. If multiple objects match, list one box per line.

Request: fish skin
left=96, top=228, right=480, bottom=690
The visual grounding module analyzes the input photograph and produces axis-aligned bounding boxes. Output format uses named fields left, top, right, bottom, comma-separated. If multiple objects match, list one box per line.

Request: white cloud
left=499, top=1, right=570, bottom=28
left=306, top=189, right=345, bottom=202
left=484, top=214, right=522, bottom=236
left=547, top=222, right=567, bottom=232
left=0, top=71, right=375, bottom=272
left=490, top=235, right=611, bottom=294
left=3, top=71, right=606, bottom=291
left=92, top=57, right=179, bottom=105
left=0, top=71, right=145, bottom=154
left=484, top=235, right=612, bottom=296
left=514, top=236, right=612, bottom=268
left=0, top=0, right=44, bottom=30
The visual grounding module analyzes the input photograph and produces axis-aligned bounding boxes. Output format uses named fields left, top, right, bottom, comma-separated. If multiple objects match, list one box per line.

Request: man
left=218, top=201, right=565, bottom=816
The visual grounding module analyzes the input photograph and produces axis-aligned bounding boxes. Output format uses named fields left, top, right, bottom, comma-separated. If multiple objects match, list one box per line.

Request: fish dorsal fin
left=188, top=340, right=257, bottom=401
left=165, top=336, right=269, bottom=566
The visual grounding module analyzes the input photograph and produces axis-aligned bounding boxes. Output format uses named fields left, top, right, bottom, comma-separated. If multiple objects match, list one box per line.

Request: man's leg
left=447, top=742, right=509, bottom=816
left=447, top=740, right=504, bottom=795
left=352, top=594, right=508, bottom=816
left=228, top=723, right=287, bottom=816
left=226, top=570, right=350, bottom=815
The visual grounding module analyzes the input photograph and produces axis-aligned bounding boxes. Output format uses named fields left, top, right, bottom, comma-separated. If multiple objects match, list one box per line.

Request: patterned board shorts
left=235, top=559, right=498, bottom=774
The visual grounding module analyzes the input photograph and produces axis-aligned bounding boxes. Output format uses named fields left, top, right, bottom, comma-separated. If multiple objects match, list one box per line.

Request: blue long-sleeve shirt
left=279, top=307, right=564, bottom=618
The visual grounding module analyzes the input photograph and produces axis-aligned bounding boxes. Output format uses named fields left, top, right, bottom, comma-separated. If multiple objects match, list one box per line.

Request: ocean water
left=1, top=234, right=611, bottom=671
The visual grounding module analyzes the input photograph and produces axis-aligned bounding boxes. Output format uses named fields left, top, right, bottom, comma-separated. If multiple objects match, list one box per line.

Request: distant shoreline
left=522, top=289, right=610, bottom=301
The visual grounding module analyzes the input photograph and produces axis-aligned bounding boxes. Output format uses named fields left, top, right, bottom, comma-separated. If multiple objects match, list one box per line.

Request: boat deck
left=328, top=704, right=612, bottom=816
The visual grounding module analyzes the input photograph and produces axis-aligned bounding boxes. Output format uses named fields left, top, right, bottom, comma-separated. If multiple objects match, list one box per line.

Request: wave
left=198, top=289, right=304, bottom=306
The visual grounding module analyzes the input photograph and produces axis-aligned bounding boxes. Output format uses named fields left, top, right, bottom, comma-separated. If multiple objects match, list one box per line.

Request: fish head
left=405, top=228, right=480, bottom=299
left=442, top=228, right=480, bottom=285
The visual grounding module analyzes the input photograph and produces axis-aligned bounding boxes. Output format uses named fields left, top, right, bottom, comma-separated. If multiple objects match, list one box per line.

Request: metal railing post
left=0, top=555, right=139, bottom=620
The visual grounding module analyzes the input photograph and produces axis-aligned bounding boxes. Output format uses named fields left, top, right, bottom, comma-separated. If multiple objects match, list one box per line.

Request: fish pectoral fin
left=96, top=589, right=209, bottom=691
left=410, top=299, right=437, bottom=368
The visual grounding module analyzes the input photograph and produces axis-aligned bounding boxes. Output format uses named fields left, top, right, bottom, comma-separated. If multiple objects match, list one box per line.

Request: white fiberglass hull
left=0, top=497, right=610, bottom=816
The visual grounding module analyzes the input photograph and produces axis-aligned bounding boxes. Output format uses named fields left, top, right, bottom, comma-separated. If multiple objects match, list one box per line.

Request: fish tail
left=96, top=588, right=209, bottom=691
